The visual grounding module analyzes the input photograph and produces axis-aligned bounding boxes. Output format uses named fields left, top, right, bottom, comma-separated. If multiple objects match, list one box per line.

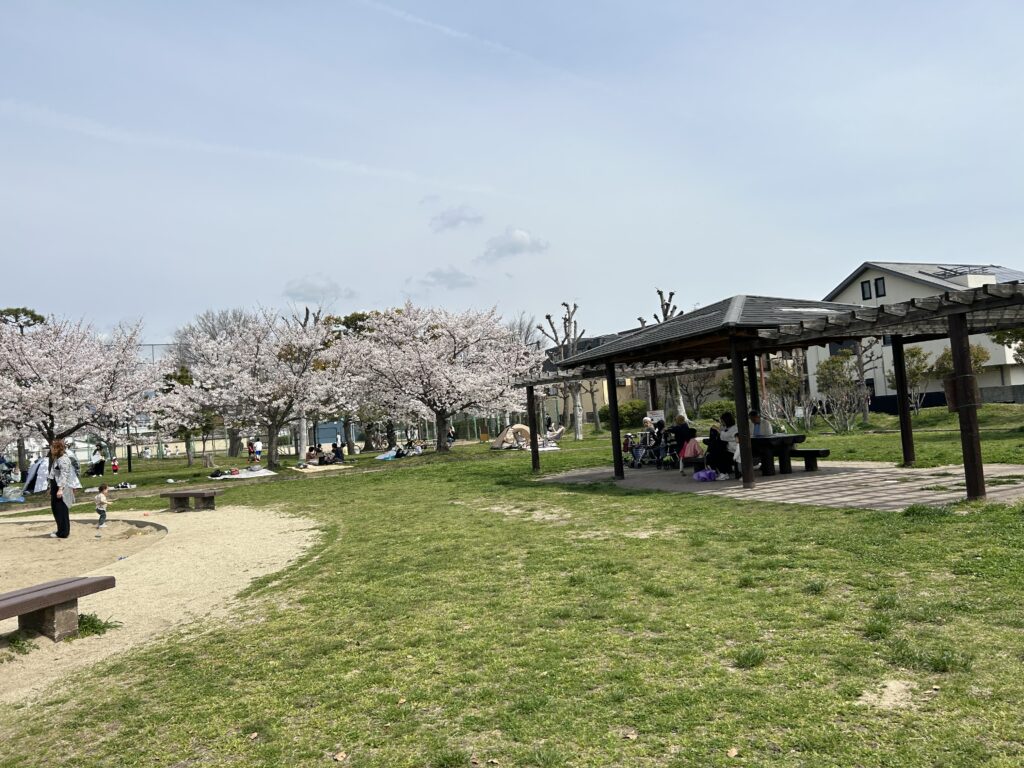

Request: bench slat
left=159, top=490, right=222, bottom=498
left=0, top=576, right=116, bottom=622
left=0, top=577, right=85, bottom=603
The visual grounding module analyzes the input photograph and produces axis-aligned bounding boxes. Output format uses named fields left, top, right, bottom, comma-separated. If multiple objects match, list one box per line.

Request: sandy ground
left=0, top=506, right=318, bottom=704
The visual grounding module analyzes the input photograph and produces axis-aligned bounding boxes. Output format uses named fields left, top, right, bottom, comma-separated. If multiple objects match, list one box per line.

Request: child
left=95, top=483, right=111, bottom=528
left=111, top=456, right=119, bottom=474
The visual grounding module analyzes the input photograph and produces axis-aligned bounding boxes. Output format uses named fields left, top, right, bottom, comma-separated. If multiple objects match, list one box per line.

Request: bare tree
left=852, top=338, right=881, bottom=425
left=538, top=303, right=585, bottom=440
left=677, top=368, right=717, bottom=417
left=637, top=289, right=688, bottom=419
left=580, top=378, right=603, bottom=433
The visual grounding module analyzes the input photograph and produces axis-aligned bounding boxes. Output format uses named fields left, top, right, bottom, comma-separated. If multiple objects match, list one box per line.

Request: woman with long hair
left=47, top=438, right=76, bottom=538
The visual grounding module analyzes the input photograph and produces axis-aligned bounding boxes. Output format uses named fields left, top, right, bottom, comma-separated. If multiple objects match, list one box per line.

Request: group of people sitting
left=623, top=410, right=772, bottom=479
left=305, top=443, right=346, bottom=465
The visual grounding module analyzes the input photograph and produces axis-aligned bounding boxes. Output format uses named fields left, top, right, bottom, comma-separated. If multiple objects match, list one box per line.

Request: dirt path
left=0, top=506, right=318, bottom=704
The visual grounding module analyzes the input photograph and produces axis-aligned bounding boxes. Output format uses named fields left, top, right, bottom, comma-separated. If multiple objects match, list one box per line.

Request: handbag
left=682, top=438, right=704, bottom=459
left=693, top=468, right=718, bottom=482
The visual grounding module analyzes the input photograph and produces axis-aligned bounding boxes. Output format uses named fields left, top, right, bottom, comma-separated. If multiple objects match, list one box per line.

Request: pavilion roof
left=555, top=284, right=1024, bottom=368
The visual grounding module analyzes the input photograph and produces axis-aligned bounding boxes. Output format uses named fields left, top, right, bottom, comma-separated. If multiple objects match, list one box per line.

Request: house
left=807, top=262, right=1024, bottom=410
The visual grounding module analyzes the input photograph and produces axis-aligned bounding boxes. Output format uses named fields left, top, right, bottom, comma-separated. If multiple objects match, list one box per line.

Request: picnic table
left=751, top=434, right=806, bottom=475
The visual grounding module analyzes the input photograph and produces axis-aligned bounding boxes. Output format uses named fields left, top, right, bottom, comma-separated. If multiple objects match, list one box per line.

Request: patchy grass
left=75, top=613, right=123, bottom=639
left=1, top=437, right=1024, bottom=766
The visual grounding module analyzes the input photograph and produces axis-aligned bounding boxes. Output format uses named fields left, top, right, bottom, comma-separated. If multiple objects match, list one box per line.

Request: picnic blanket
left=289, top=464, right=353, bottom=473
left=209, top=468, right=278, bottom=480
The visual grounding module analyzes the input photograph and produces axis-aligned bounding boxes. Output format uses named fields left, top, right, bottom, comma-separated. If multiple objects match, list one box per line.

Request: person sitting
left=749, top=410, right=774, bottom=437
left=706, top=412, right=740, bottom=477
left=651, top=419, right=668, bottom=468
left=86, top=448, right=105, bottom=477
left=305, top=446, right=319, bottom=463
left=545, top=424, right=566, bottom=442
left=666, top=415, right=699, bottom=473
left=331, top=443, right=345, bottom=462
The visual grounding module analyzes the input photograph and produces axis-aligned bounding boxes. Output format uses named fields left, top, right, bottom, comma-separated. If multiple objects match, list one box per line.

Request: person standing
left=253, top=437, right=263, bottom=463
left=47, top=439, right=76, bottom=539
left=95, top=483, right=111, bottom=529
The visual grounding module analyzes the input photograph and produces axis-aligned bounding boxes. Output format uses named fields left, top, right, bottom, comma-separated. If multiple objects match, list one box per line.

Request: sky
left=3, top=1, right=1024, bottom=341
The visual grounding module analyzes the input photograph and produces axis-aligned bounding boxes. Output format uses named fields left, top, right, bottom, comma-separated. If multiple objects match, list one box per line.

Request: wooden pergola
left=519, top=285, right=1024, bottom=500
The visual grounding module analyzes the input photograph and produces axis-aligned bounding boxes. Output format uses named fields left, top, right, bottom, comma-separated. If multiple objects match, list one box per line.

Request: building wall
left=808, top=268, right=1020, bottom=401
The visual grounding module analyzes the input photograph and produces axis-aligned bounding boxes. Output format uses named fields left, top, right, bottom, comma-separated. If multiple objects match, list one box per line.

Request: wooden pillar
left=746, top=354, right=760, bottom=414
left=730, top=340, right=755, bottom=489
left=525, top=386, right=541, bottom=474
left=606, top=363, right=625, bottom=479
left=948, top=313, right=985, bottom=500
left=649, top=377, right=660, bottom=411
left=891, top=336, right=916, bottom=467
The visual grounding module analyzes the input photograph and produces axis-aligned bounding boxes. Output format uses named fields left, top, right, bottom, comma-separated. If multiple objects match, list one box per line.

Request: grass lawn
left=2, top=432, right=1024, bottom=766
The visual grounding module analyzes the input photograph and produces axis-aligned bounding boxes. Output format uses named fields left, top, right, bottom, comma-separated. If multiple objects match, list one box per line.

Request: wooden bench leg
left=196, top=496, right=216, bottom=510
left=804, top=455, right=819, bottom=471
left=170, top=497, right=191, bottom=512
left=19, top=599, right=79, bottom=641
left=778, top=452, right=793, bottom=474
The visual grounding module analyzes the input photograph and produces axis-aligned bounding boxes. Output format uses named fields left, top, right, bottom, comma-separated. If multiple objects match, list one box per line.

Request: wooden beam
left=948, top=313, right=985, bottom=500
left=890, top=337, right=916, bottom=467
left=525, top=386, right=541, bottom=473
left=730, top=339, right=755, bottom=489
left=606, top=362, right=625, bottom=480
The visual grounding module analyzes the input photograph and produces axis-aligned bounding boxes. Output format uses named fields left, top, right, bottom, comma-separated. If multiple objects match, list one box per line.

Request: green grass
left=75, top=613, right=123, bottom=639
left=2, top=435, right=1024, bottom=766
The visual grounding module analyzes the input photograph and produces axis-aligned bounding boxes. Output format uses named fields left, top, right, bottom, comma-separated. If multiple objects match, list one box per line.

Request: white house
left=806, top=262, right=1024, bottom=410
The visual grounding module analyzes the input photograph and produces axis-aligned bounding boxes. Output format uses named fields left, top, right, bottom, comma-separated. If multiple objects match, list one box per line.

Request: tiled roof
left=561, top=295, right=862, bottom=366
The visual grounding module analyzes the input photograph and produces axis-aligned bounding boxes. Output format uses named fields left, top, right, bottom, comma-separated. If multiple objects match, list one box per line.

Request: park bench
left=789, top=447, right=830, bottom=471
left=160, top=489, right=222, bottom=511
left=0, top=576, right=116, bottom=641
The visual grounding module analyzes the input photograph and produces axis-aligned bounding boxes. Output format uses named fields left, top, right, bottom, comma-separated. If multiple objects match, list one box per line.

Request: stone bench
left=160, top=489, right=223, bottom=511
left=0, top=576, right=116, bottom=641
left=789, top=448, right=831, bottom=471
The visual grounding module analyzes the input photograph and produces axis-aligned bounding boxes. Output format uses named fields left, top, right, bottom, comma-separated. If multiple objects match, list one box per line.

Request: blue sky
left=3, top=1, right=1024, bottom=340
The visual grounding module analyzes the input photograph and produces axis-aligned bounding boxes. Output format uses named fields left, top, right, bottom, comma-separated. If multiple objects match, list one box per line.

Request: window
left=874, top=277, right=886, bottom=298
left=861, top=280, right=872, bottom=300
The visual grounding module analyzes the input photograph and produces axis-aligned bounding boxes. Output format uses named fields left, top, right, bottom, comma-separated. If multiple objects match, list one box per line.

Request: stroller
left=623, top=432, right=663, bottom=468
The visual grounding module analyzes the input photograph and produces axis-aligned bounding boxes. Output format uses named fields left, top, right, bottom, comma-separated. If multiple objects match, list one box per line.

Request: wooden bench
left=160, top=489, right=223, bottom=511
left=0, top=576, right=116, bottom=641
left=789, top=448, right=830, bottom=471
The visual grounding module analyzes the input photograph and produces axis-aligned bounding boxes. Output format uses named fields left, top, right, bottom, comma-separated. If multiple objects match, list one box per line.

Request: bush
left=699, top=399, right=735, bottom=423
left=597, top=399, right=650, bottom=429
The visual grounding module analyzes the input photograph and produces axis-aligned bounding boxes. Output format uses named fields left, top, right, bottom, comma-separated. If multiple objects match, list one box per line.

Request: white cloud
left=430, top=204, right=484, bottom=232
left=419, top=267, right=478, bottom=289
left=479, top=227, right=549, bottom=262
left=282, top=274, right=354, bottom=305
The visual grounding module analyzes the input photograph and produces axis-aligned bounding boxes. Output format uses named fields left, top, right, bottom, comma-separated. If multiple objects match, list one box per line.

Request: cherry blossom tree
left=170, top=307, right=346, bottom=468
left=360, top=303, right=543, bottom=452
left=0, top=317, right=160, bottom=444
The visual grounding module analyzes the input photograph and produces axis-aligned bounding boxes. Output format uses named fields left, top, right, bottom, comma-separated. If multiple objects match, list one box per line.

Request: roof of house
left=824, top=262, right=1024, bottom=301
left=560, top=295, right=863, bottom=366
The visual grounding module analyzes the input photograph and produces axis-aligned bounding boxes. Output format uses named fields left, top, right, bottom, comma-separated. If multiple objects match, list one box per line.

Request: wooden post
left=606, top=363, right=625, bottom=479
left=649, top=377, right=659, bottom=411
left=525, top=386, right=541, bottom=474
left=730, top=340, right=755, bottom=489
left=891, top=336, right=916, bottom=467
left=746, top=354, right=760, bottom=414
left=948, top=313, right=985, bottom=500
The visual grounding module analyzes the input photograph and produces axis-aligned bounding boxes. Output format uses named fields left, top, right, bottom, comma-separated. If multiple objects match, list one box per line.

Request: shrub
left=862, top=616, right=892, bottom=640
left=598, top=399, right=650, bottom=429
left=699, top=399, right=734, bottom=423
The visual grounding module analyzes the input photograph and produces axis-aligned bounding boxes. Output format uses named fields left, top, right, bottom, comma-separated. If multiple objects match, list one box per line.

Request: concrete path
left=541, top=461, right=1024, bottom=511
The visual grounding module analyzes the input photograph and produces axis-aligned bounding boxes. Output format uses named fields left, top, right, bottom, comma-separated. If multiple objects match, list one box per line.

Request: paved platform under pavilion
left=539, top=462, right=1024, bottom=512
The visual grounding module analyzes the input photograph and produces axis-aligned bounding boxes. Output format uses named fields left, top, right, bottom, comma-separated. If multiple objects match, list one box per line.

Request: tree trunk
left=385, top=420, right=397, bottom=449
left=673, top=376, right=688, bottom=420
left=185, top=438, right=194, bottom=467
left=363, top=423, right=375, bottom=452
left=435, top=412, right=450, bottom=452
left=227, top=428, right=242, bottom=458
left=16, top=437, right=28, bottom=474
left=267, top=428, right=281, bottom=469
left=561, top=391, right=571, bottom=427
left=343, top=415, right=356, bottom=457
left=298, top=413, right=308, bottom=459
left=572, top=384, right=584, bottom=440
left=589, top=386, right=602, bottom=433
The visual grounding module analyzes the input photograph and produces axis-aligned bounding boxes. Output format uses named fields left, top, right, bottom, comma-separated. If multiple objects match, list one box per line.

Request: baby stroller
left=624, top=432, right=662, bottom=468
